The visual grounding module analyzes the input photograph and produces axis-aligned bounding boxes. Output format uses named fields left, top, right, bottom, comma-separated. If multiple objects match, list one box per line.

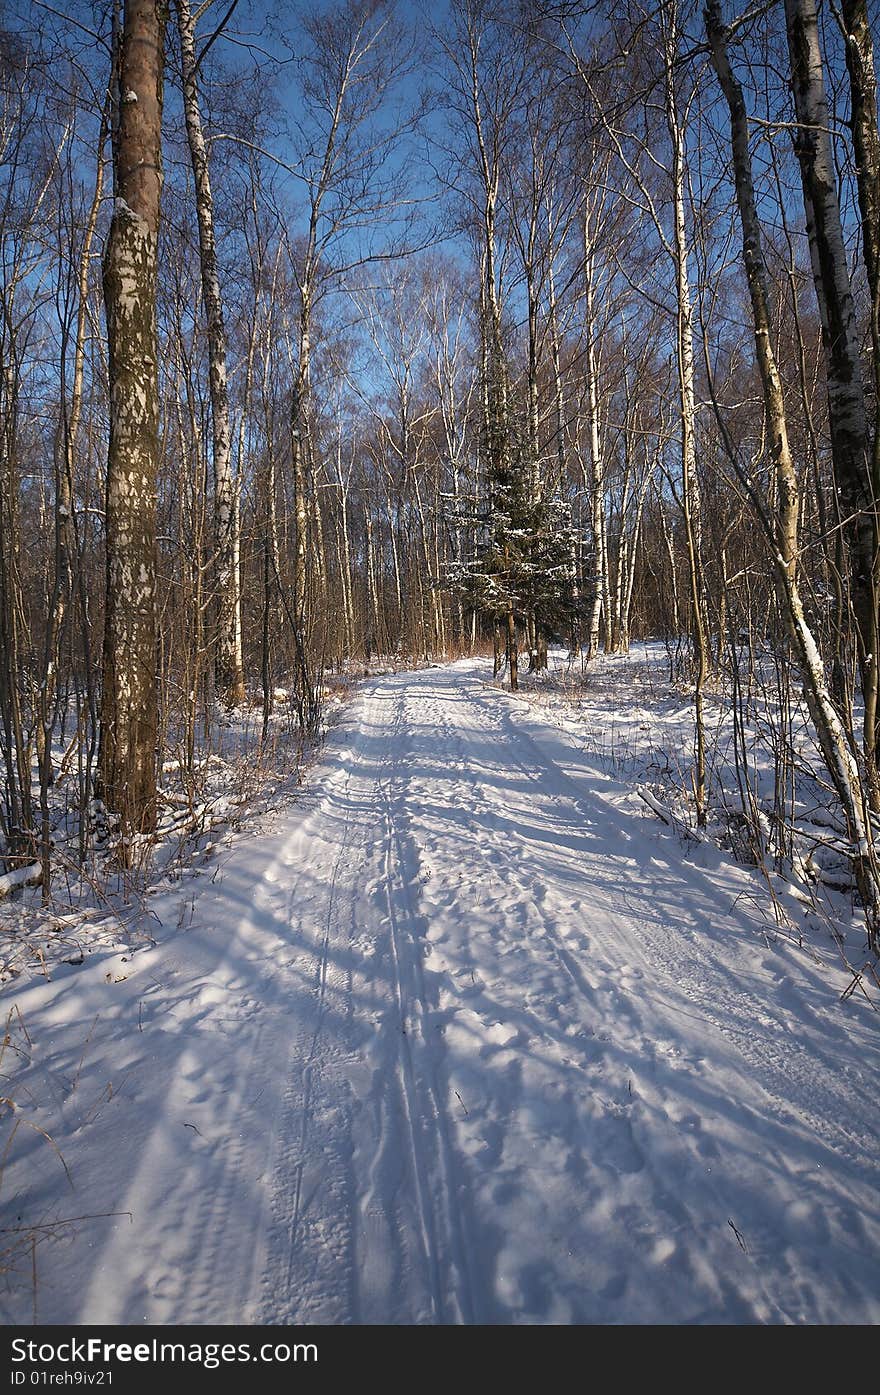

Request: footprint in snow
left=596, top=1106, right=645, bottom=1175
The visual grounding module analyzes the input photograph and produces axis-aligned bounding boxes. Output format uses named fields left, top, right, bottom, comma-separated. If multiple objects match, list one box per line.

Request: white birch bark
left=662, top=0, right=709, bottom=824
left=100, top=0, right=167, bottom=840
left=175, top=0, right=244, bottom=708
left=583, top=239, right=607, bottom=661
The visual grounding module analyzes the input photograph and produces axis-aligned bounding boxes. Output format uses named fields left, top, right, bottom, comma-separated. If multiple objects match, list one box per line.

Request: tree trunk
left=291, top=295, right=312, bottom=629
left=840, top=0, right=880, bottom=485
left=706, top=0, right=880, bottom=945
left=99, top=0, right=166, bottom=841
left=784, top=0, right=879, bottom=806
left=507, top=606, right=518, bottom=691
left=662, top=0, right=708, bottom=825
left=583, top=245, right=607, bottom=660
left=175, top=0, right=244, bottom=708
left=365, top=509, right=381, bottom=660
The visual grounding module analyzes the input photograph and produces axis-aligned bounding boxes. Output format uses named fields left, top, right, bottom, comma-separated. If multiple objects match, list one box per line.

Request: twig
left=728, top=1218, right=748, bottom=1252
left=0, top=1210, right=133, bottom=1234
left=13, top=1006, right=31, bottom=1048
left=0, top=1114, right=73, bottom=1192
left=72, top=1014, right=99, bottom=1093
left=840, top=965, right=878, bottom=1010
left=637, top=785, right=701, bottom=843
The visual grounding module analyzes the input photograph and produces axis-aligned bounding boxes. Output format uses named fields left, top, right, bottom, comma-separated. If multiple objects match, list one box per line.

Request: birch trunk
left=583, top=243, right=607, bottom=660
left=336, top=473, right=355, bottom=658
left=175, top=0, right=244, bottom=707
left=291, top=295, right=311, bottom=628
left=662, top=0, right=708, bottom=824
left=365, top=509, right=380, bottom=660
left=38, top=106, right=108, bottom=898
left=99, top=0, right=166, bottom=840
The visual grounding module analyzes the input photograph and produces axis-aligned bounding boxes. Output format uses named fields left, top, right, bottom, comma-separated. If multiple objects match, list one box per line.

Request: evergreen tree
left=449, top=399, right=582, bottom=689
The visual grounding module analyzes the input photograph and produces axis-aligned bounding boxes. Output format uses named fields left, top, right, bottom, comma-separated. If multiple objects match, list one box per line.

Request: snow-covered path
left=4, top=661, right=879, bottom=1325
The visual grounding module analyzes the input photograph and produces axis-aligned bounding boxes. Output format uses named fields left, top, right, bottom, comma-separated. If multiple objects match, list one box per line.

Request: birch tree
left=99, top=0, right=167, bottom=840
left=174, top=0, right=245, bottom=708
left=783, top=0, right=879, bottom=805
left=570, top=0, right=710, bottom=820
left=705, top=0, right=880, bottom=944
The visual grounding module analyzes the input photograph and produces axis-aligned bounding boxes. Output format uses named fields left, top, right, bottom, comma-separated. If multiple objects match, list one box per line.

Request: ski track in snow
left=3, top=660, right=879, bottom=1325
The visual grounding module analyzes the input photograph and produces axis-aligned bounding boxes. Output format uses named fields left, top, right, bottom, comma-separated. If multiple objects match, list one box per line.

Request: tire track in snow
left=346, top=681, right=476, bottom=1322
left=258, top=751, right=365, bottom=1323
left=377, top=774, right=475, bottom=1323
left=260, top=680, right=476, bottom=1324
left=283, top=767, right=357, bottom=1288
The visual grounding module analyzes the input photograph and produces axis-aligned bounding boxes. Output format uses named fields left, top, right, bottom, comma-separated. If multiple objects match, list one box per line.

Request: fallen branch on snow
left=636, top=787, right=702, bottom=844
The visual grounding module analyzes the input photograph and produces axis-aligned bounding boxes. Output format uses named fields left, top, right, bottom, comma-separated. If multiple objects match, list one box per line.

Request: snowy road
left=6, top=661, right=879, bottom=1324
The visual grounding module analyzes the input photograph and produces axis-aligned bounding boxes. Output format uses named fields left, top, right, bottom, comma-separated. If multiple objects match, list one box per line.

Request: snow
left=0, top=863, right=41, bottom=900
left=1, top=658, right=878, bottom=1325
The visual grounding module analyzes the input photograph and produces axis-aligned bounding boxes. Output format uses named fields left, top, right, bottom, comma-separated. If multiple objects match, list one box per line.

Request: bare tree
left=784, top=0, right=879, bottom=806
left=99, top=0, right=167, bottom=840
left=282, top=0, right=416, bottom=650
left=571, top=0, right=710, bottom=821
left=705, top=0, right=880, bottom=944
left=174, top=0, right=245, bottom=708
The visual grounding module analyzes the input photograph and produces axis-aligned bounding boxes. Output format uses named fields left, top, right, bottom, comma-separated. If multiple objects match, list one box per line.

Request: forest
left=0, top=0, right=879, bottom=1330
left=1, top=0, right=879, bottom=933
